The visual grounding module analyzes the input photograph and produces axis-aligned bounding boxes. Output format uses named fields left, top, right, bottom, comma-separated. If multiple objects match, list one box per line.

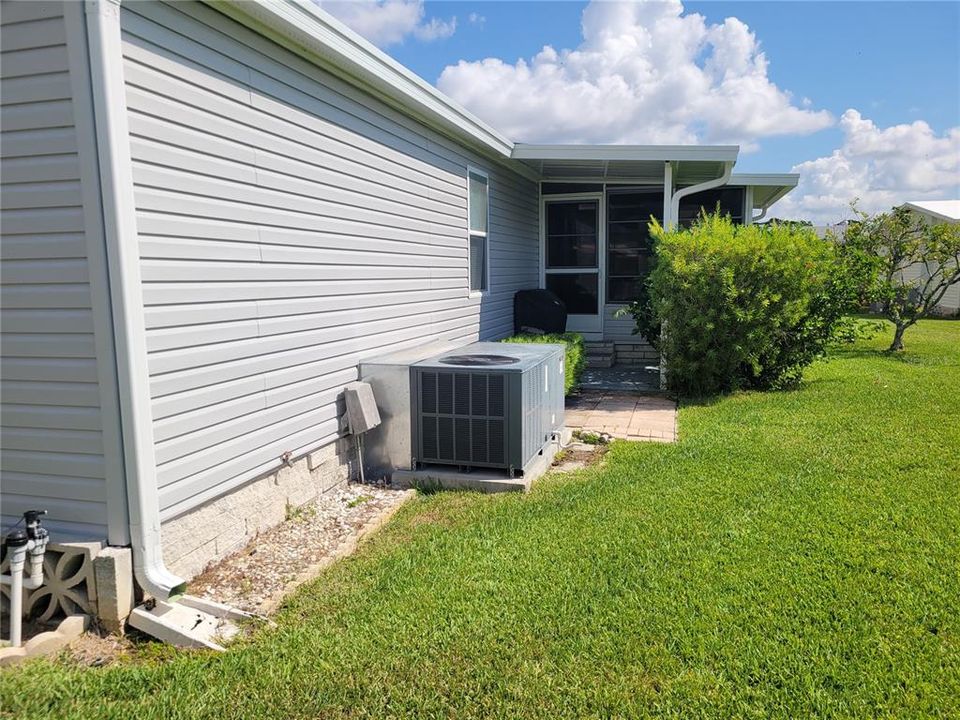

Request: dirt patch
left=59, top=623, right=140, bottom=667
left=551, top=442, right=608, bottom=473
left=189, top=482, right=412, bottom=615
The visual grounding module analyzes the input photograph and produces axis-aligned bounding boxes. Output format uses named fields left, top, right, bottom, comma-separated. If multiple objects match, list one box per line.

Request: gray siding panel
left=120, top=1, right=539, bottom=520
left=604, top=304, right=641, bottom=340
left=0, top=1, right=111, bottom=541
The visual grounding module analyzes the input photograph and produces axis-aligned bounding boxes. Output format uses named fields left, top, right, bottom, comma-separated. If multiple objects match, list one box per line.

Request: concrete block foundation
left=161, top=438, right=357, bottom=581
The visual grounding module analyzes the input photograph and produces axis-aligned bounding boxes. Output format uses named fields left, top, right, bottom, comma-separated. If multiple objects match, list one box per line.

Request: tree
left=843, top=206, right=960, bottom=351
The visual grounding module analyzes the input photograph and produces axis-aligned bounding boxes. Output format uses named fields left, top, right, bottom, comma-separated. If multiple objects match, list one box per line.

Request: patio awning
left=731, top=173, right=800, bottom=211
left=511, top=144, right=739, bottom=184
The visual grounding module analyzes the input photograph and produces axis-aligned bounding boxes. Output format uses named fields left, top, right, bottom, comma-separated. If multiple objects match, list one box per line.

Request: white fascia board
left=217, top=0, right=514, bottom=159
left=729, top=173, right=800, bottom=187
left=513, top=144, right=740, bottom=163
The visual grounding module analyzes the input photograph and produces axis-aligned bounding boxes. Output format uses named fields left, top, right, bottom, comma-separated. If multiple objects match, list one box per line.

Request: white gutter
left=513, top=144, right=739, bottom=163
left=668, top=161, right=735, bottom=228
left=85, top=0, right=185, bottom=600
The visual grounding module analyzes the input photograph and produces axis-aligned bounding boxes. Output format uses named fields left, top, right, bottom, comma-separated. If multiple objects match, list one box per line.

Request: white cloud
left=318, top=0, right=456, bottom=47
left=468, top=12, right=485, bottom=27
left=413, top=15, right=457, bottom=41
left=437, top=0, right=832, bottom=146
left=774, top=110, right=960, bottom=224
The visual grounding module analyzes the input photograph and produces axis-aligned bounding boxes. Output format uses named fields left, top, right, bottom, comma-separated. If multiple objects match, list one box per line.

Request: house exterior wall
left=0, top=1, right=127, bottom=543
left=940, top=282, right=960, bottom=314
left=903, top=207, right=960, bottom=314
left=117, top=1, right=540, bottom=527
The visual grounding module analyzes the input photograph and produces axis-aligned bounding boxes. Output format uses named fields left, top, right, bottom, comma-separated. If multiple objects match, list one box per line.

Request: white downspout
left=668, top=161, right=735, bottom=229
left=662, top=161, right=674, bottom=228
left=84, top=0, right=185, bottom=600
left=744, top=186, right=754, bottom=225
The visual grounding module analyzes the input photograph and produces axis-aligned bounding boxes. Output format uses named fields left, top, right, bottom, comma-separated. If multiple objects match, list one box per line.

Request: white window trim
left=466, top=166, right=490, bottom=297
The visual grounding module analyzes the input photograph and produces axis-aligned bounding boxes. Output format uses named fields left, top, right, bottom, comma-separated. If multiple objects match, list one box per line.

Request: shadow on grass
left=677, top=393, right=724, bottom=409
left=828, top=345, right=928, bottom=365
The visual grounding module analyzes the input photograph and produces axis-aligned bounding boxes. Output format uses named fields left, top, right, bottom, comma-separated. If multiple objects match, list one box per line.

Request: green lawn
left=3, top=321, right=958, bottom=719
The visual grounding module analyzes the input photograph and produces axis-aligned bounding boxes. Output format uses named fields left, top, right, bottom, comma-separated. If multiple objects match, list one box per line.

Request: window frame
left=605, top=187, right=662, bottom=304
left=466, top=166, right=490, bottom=296
left=540, top=193, right=605, bottom=321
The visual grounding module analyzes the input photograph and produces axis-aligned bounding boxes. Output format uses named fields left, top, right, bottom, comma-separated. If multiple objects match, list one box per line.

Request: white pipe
left=9, top=561, right=23, bottom=648
left=3, top=542, right=28, bottom=648
left=668, top=161, right=735, bottom=229
left=0, top=550, right=46, bottom=590
left=1, top=536, right=46, bottom=648
left=752, top=206, right=769, bottom=223
left=84, top=0, right=185, bottom=600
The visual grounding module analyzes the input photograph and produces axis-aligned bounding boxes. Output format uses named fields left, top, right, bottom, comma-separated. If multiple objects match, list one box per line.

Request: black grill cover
left=513, top=289, right=567, bottom=335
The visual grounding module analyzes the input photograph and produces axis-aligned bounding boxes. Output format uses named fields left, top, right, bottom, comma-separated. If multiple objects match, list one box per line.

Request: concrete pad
left=393, top=434, right=563, bottom=493
left=393, top=468, right=530, bottom=493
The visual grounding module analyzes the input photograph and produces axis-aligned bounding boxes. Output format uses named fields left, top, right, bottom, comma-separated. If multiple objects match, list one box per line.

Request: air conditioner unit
left=411, top=342, right=565, bottom=476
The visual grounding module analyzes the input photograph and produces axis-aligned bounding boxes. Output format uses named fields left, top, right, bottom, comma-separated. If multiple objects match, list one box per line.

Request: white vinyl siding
left=119, top=1, right=539, bottom=521
left=0, top=1, right=117, bottom=542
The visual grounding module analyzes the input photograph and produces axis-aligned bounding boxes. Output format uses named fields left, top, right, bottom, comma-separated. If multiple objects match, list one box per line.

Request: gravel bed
left=189, top=483, right=410, bottom=614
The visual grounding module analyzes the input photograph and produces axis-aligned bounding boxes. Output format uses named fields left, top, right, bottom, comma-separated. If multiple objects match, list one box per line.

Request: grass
left=3, top=321, right=958, bottom=719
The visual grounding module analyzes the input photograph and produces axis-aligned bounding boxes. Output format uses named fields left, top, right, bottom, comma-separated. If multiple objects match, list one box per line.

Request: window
left=467, top=169, right=488, bottom=292
left=606, top=190, right=662, bottom=303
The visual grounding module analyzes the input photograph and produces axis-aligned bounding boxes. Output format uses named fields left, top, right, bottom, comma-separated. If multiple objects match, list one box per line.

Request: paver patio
left=565, top=390, right=678, bottom=442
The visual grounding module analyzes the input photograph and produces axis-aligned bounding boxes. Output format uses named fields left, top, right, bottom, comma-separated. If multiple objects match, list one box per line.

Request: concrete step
left=584, top=341, right=616, bottom=369
left=585, top=353, right=615, bottom=368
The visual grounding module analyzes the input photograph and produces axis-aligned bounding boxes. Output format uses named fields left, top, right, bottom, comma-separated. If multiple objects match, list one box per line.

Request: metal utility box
left=411, top=342, right=565, bottom=476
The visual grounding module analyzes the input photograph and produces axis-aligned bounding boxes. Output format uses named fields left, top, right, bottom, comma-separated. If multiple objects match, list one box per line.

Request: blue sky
left=388, top=1, right=959, bottom=173
left=321, top=1, right=960, bottom=221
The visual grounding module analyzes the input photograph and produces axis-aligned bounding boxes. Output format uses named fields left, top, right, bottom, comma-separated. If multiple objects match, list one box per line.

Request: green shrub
left=502, top=332, right=584, bottom=395
left=626, top=213, right=864, bottom=396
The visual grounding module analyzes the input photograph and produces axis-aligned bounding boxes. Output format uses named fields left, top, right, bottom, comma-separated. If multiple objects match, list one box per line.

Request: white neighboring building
left=899, top=201, right=960, bottom=315
left=901, top=200, right=960, bottom=226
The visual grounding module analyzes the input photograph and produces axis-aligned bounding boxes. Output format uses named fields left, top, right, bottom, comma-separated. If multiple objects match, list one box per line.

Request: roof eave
left=901, top=202, right=960, bottom=223
left=730, top=173, right=800, bottom=187
left=512, top=144, right=740, bottom=163
left=730, top=173, right=800, bottom=209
